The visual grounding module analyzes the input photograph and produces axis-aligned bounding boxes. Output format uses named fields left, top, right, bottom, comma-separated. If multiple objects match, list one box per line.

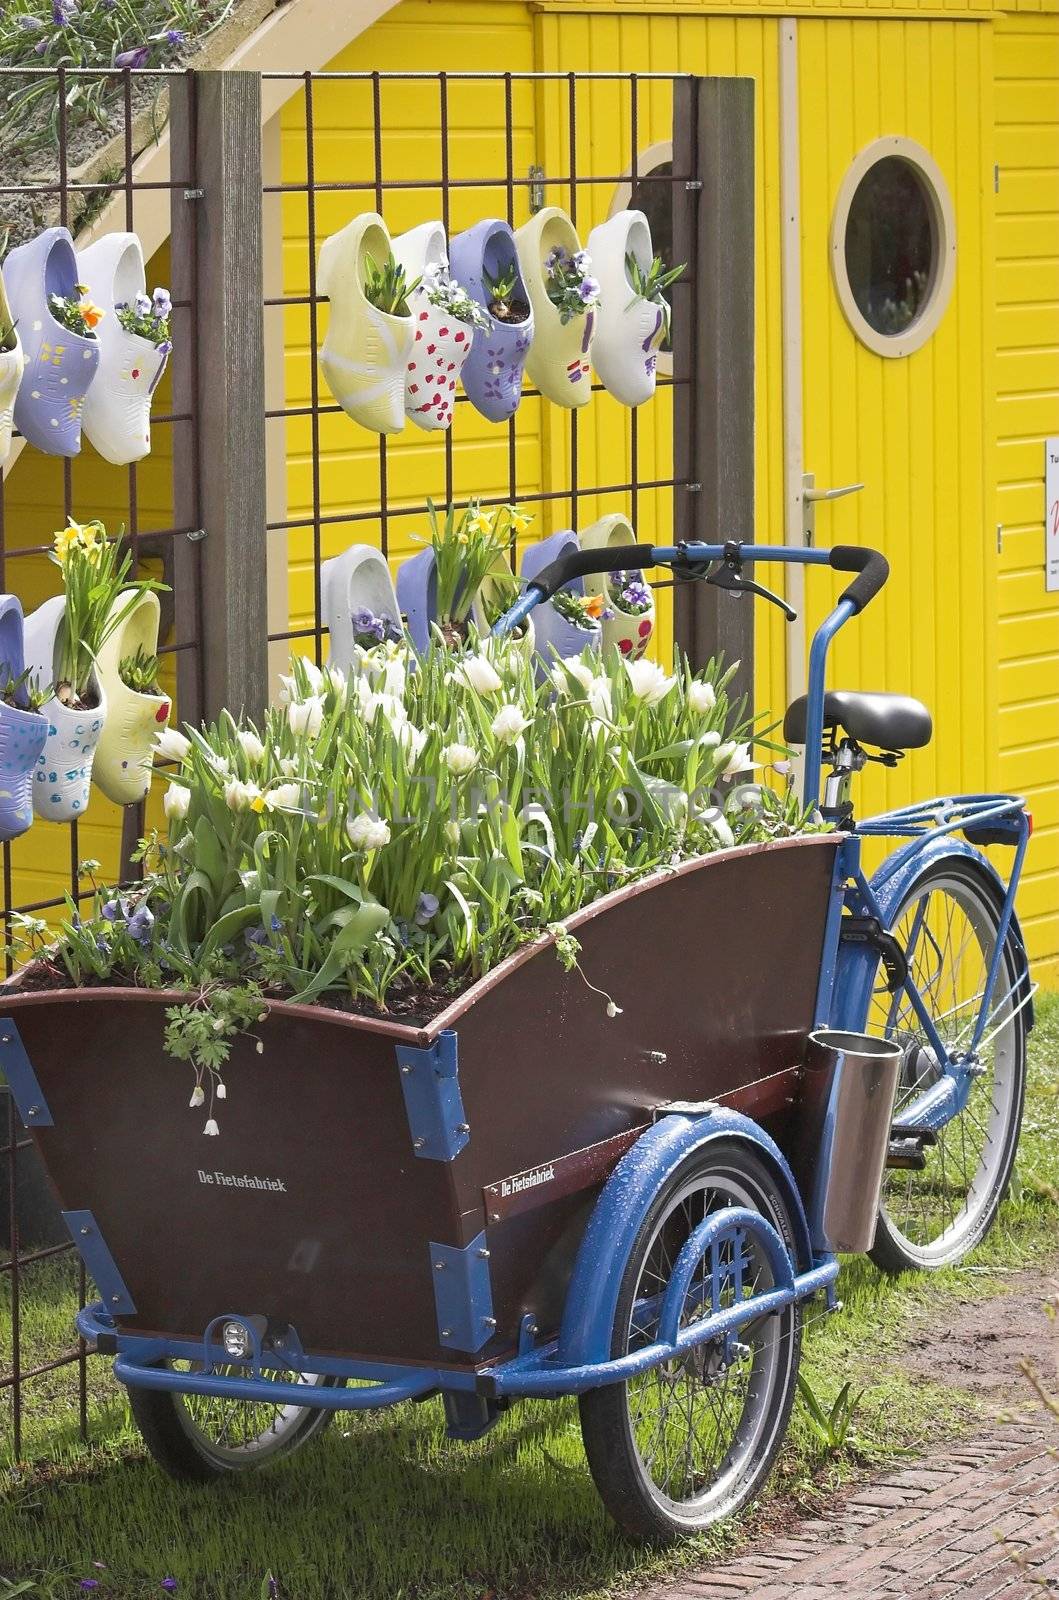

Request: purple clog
left=0, top=594, right=49, bottom=843
left=520, top=531, right=601, bottom=678
left=449, top=220, right=534, bottom=422
left=5, top=226, right=100, bottom=456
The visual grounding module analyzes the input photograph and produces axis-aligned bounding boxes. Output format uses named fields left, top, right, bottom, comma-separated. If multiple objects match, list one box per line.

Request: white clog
left=93, top=590, right=170, bottom=805
left=318, top=213, right=415, bottom=435
left=321, top=543, right=403, bottom=671
left=24, top=594, right=108, bottom=821
left=579, top=514, right=656, bottom=662
left=392, top=222, right=474, bottom=432
left=586, top=210, right=666, bottom=407
left=0, top=264, right=26, bottom=466
left=77, top=233, right=171, bottom=466
left=514, top=208, right=596, bottom=408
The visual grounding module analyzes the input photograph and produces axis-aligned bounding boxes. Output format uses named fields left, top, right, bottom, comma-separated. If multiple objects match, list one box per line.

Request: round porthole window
left=609, top=141, right=675, bottom=376
left=831, top=137, right=956, bottom=358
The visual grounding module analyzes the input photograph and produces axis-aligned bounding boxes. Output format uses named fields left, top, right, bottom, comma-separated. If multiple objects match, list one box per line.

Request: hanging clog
left=321, top=543, right=403, bottom=671
left=93, top=590, right=170, bottom=805
left=579, top=513, right=656, bottom=661
left=586, top=210, right=666, bottom=407
left=317, top=213, right=414, bottom=435
left=392, top=222, right=475, bottom=433
left=449, top=219, right=533, bottom=422
left=24, top=595, right=107, bottom=821
left=520, top=530, right=601, bottom=677
left=514, top=207, right=596, bottom=409
left=0, top=595, right=48, bottom=843
left=4, top=227, right=100, bottom=456
left=0, top=264, right=27, bottom=467
left=77, top=233, right=171, bottom=466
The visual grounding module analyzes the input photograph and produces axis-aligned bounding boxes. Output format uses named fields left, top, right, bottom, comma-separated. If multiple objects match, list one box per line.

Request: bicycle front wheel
left=868, top=855, right=1028, bottom=1274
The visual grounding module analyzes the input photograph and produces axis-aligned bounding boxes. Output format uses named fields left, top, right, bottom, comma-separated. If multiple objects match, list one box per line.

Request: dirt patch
left=900, top=1262, right=1059, bottom=1405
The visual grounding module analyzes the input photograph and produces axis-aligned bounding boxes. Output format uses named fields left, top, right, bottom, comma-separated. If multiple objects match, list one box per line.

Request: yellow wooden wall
left=993, top=8, right=1059, bottom=984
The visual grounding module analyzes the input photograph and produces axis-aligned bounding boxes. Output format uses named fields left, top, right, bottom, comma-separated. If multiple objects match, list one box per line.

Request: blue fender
left=557, top=1109, right=814, bottom=1371
left=832, top=834, right=1033, bottom=1036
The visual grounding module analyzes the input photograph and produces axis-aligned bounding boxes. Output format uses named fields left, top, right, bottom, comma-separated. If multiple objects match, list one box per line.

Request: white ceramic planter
left=93, top=590, right=170, bottom=805
left=0, top=266, right=26, bottom=467
left=24, top=595, right=107, bottom=821
left=321, top=543, right=403, bottom=671
left=514, top=208, right=596, bottom=408
left=77, top=233, right=170, bottom=466
left=0, top=594, right=48, bottom=843
left=579, top=513, right=656, bottom=662
left=392, top=222, right=474, bottom=432
left=586, top=210, right=666, bottom=407
left=318, top=213, right=415, bottom=434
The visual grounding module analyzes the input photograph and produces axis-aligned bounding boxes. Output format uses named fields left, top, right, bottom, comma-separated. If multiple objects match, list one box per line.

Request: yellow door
left=786, top=18, right=996, bottom=825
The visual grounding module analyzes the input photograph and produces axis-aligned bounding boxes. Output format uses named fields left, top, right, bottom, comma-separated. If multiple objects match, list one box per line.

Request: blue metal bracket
left=0, top=1018, right=53, bottom=1128
left=62, top=1210, right=136, bottom=1315
left=395, top=1030, right=469, bottom=1161
left=430, top=1229, right=495, bottom=1353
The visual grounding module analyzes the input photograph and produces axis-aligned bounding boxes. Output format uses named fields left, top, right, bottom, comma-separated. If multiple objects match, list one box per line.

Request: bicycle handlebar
left=828, top=545, right=890, bottom=616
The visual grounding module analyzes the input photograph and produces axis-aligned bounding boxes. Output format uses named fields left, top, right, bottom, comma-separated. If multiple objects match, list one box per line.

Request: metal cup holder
left=803, top=1028, right=903, bottom=1254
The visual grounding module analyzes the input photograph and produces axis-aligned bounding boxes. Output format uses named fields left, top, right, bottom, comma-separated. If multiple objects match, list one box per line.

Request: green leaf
left=288, top=902, right=390, bottom=1004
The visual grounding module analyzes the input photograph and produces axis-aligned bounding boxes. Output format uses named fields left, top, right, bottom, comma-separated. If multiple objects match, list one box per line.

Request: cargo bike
left=0, top=540, right=1034, bottom=1542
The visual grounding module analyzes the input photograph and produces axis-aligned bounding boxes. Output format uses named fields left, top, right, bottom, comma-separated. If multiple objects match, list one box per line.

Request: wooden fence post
left=169, top=71, right=268, bottom=727
left=672, top=77, right=756, bottom=712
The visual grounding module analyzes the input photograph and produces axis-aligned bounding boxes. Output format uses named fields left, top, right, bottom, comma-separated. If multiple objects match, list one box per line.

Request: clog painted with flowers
left=449, top=219, right=533, bottom=422
left=0, top=595, right=48, bottom=843
left=586, top=210, right=666, bottom=407
left=93, top=590, right=170, bottom=805
left=579, top=513, right=655, bottom=661
left=77, top=233, right=171, bottom=466
left=317, top=213, right=414, bottom=435
left=322, top=543, right=403, bottom=671
left=514, top=207, right=596, bottom=409
left=4, top=227, right=100, bottom=456
left=391, top=222, right=476, bottom=433
left=520, top=530, right=601, bottom=677
left=23, top=594, right=108, bottom=822
left=0, top=264, right=27, bottom=466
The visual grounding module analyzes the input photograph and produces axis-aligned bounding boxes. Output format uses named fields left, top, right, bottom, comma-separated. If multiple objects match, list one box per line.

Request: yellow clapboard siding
left=994, top=9, right=1059, bottom=982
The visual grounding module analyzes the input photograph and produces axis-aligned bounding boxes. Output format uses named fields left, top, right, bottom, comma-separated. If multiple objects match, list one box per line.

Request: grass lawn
left=1, top=995, right=1056, bottom=1600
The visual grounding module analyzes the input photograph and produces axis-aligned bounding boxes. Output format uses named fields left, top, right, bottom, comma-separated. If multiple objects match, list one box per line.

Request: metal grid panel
left=0, top=65, right=203, bottom=1461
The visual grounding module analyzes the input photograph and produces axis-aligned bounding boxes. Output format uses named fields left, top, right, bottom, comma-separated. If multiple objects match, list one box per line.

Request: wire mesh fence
left=0, top=64, right=710, bottom=1463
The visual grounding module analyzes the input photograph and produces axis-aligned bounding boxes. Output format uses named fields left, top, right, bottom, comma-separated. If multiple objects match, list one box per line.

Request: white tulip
left=443, top=742, right=479, bottom=776
left=224, top=778, right=262, bottom=812
left=347, top=811, right=391, bottom=851
left=687, top=679, right=717, bottom=716
left=491, top=703, right=530, bottom=745
left=163, top=783, right=190, bottom=820
left=720, top=742, right=758, bottom=780
left=457, top=654, right=503, bottom=696
left=266, top=782, right=303, bottom=811
left=288, top=695, right=325, bottom=739
left=237, top=730, right=266, bottom=763
left=154, top=727, right=191, bottom=762
left=624, top=658, right=676, bottom=706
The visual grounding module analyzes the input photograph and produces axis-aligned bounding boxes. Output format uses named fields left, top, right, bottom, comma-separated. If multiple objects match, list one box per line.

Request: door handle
left=802, top=472, right=864, bottom=545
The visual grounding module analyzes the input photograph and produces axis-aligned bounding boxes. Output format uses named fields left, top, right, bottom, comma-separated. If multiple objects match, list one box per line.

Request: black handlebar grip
left=528, top=543, right=659, bottom=602
left=828, top=545, right=889, bottom=615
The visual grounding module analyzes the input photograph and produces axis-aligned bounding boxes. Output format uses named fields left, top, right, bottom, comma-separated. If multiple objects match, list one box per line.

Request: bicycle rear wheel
left=867, top=855, right=1028, bottom=1273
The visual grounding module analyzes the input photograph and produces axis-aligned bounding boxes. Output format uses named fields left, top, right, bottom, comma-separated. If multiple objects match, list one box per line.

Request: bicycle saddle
left=783, top=691, right=932, bottom=752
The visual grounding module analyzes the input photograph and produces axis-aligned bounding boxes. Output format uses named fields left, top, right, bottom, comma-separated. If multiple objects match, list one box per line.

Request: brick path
left=658, top=1417, right=1059, bottom=1599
